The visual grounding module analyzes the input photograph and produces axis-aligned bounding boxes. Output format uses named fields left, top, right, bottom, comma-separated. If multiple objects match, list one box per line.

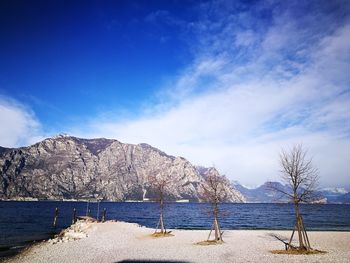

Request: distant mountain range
left=0, top=135, right=244, bottom=202
left=0, top=134, right=347, bottom=204
left=233, top=181, right=350, bottom=204
left=318, top=188, right=350, bottom=204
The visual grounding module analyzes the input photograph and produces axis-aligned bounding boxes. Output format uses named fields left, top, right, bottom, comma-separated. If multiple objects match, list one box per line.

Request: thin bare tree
left=147, top=172, right=172, bottom=235
left=268, top=144, right=319, bottom=251
left=201, top=168, right=228, bottom=243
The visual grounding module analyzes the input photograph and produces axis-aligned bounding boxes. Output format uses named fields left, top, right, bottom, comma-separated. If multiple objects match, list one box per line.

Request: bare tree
left=201, top=168, right=228, bottom=243
left=268, top=144, right=319, bottom=251
left=147, top=173, right=172, bottom=235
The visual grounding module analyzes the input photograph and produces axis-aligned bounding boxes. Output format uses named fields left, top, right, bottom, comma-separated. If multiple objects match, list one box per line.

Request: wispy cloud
left=70, top=1, right=350, bottom=188
left=1, top=1, right=348, bottom=188
left=0, top=96, right=44, bottom=147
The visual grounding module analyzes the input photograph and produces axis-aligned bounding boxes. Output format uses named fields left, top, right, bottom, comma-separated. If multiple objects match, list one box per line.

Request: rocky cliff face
left=197, top=166, right=245, bottom=202
left=0, top=135, right=244, bottom=202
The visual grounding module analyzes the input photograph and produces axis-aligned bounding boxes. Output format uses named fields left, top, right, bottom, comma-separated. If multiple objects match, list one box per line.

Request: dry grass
left=271, top=249, right=327, bottom=255
left=151, top=232, right=174, bottom=238
left=196, top=240, right=224, bottom=246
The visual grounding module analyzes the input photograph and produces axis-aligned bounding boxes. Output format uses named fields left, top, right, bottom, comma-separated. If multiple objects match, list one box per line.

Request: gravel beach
left=3, top=221, right=350, bottom=263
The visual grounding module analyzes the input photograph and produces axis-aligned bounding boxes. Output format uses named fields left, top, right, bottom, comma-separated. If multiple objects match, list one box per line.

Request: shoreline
left=1, top=199, right=349, bottom=205
left=3, top=220, right=350, bottom=263
left=2, top=219, right=350, bottom=261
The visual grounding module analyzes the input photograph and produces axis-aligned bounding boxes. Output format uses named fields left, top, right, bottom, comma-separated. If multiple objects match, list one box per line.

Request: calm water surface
left=0, top=201, right=349, bottom=258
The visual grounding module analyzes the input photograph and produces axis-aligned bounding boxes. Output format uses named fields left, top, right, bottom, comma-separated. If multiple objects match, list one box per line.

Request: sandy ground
left=3, top=221, right=350, bottom=263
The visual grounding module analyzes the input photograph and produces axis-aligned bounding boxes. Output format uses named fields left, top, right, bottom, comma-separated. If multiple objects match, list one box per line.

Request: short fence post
left=53, top=207, right=59, bottom=227
left=86, top=201, right=89, bottom=217
left=102, top=208, right=106, bottom=222
left=97, top=201, right=100, bottom=221
left=72, top=208, right=77, bottom=224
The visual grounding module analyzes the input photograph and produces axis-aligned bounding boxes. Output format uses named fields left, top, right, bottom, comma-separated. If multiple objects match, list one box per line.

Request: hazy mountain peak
left=234, top=181, right=349, bottom=204
left=321, top=187, right=348, bottom=194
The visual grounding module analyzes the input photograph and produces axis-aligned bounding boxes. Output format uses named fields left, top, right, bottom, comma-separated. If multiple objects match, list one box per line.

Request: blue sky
left=0, top=0, right=195, bottom=127
left=1, top=0, right=350, bottom=188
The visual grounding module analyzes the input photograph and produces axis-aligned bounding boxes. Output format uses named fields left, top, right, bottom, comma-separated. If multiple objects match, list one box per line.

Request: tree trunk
left=214, top=217, right=222, bottom=241
left=294, top=202, right=305, bottom=249
left=212, top=202, right=222, bottom=241
left=159, top=193, right=165, bottom=233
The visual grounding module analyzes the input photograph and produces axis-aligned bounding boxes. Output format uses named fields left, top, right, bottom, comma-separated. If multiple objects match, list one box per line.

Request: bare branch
left=147, top=172, right=172, bottom=234
left=270, top=143, right=320, bottom=250
left=278, top=144, right=319, bottom=204
left=201, top=167, right=229, bottom=242
left=265, top=181, right=294, bottom=201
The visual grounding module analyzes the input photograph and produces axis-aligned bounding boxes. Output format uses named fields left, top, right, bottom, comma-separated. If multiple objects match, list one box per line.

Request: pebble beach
left=3, top=220, right=350, bottom=263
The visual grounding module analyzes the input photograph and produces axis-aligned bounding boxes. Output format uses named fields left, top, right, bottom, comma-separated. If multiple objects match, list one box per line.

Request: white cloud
left=71, top=4, right=350, bottom=188
left=235, top=30, right=256, bottom=47
left=0, top=97, right=43, bottom=147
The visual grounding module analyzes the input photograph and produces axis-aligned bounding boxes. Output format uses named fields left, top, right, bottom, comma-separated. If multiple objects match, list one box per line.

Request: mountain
left=196, top=166, right=245, bottom=202
left=335, top=192, right=350, bottom=203
left=0, top=146, right=12, bottom=155
left=233, top=181, right=349, bottom=204
left=319, top=188, right=350, bottom=204
left=232, top=181, right=289, bottom=203
left=0, top=135, right=244, bottom=202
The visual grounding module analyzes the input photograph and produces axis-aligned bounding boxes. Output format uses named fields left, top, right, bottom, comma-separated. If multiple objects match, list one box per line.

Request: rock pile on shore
left=48, top=219, right=91, bottom=244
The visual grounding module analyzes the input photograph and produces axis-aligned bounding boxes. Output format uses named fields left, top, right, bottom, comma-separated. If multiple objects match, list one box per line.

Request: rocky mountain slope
left=232, top=182, right=284, bottom=203
left=0, top=135, right=244, bottom=202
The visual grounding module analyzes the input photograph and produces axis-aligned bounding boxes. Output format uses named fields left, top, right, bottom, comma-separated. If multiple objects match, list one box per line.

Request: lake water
left=0, top=201, right=349, bottom=258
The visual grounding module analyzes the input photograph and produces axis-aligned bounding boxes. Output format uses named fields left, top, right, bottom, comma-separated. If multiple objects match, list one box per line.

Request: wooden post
left=159, top=194, right=165, bottom=233
left=86, top=201, right=89, bottom=216
left=97, top=201, right=100, bottom=221
left=299, top=216, right=311, bottom=250
left=214, top=218, right=219, bottom=241
left=301, top=217, right=311, bottom=249
left=72, top=208, right=77, bottom=224
left=288, top=215, right=312, bottom=251
left=207, top=218, right=222, bottom=242
left=154, top=197, right=166, bottom=234
left=207, top=221, right=214, bottom=241
left=215, top=217, right=222, bottom=241
left=155, top=218, right=160, bottom=233
left=160, top=214, right=165, bottom=233
left=288, top=224, right=296, bottom=248
left=102, top=208, right=106, bottom=222
left=53, top=207, right=59, bottom=227
left=295, top=207, right=304, bottom=249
